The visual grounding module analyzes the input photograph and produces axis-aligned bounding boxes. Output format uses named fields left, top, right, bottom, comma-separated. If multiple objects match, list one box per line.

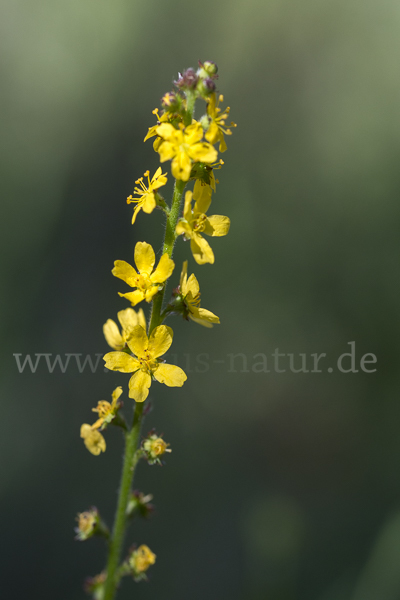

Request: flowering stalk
left=76, top=61, right=236, bottom=600
left=102, top=403, right=143, bottom=600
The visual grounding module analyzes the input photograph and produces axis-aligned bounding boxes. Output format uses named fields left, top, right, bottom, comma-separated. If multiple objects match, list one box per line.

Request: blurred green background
left=2, top=0, right=400, bottom=598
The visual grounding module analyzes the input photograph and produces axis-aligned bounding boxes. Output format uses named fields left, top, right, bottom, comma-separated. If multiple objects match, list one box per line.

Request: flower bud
left=161, top=91, right=181, bottom=112
left=174, top=68, right=198, bottom=90
left=197, top=78, right=216, bottom=98
left=203, top=60, right=218, bottom=75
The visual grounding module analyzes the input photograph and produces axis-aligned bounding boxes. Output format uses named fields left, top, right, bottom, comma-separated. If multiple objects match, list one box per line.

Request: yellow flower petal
left=189, top=142, right=218, bottom=164
left=183, top=190, right=193, bottom=221
left=142, top=193, right=157, bottom=214
left=185, top=273, right=200, bottom=298
left=151, top=167, right=167, bottom=189
left=117, top=308, right=139, bottom=335
left=190, top=234, right=215, bottom=265
left=193, top=180, right=212, bottom=214
left=205, top=121, right=219, bottom=145
left=118, top=290, right=145, bottom=306
left=134, top=242, right=155, bottom=275
left=191, top=306, right=220, bottom=325
left=80, top=424, right=92, bottom=438
left=131, top=204, right=142, bottom=225
left=154, top=363, right=187, bottom=387
left=153, top=137, right=163, bottom=152
left=171, top=151, right=192, bottom=181
left=103, top=319, right=124, bottom=350
left=112, top=260, right=137, bottom=286
left=137, top=308, right=147, bottom=331
left=111, top=386, right=123, bottom=404
left=150, top=254, right=175, bottom=284
left=184, top=121, right=203, bottom=145
left=180, top=260, right=188, bottom=291
left=80, top=424, right=106, bottom=455
left=126, top=325, right=148, bottom=358
left=148, top=325, right=173, bottom=358
left=144, top=286, right=160, bottom=302
left=204, top=215, right=230, bottom=237
left=176, top=220, right=192, bottom=238
left=189, top=314, right=214, bottom=328
left=158, top=141, right=176, bottom=162
left=103, top=351, right=140, bottom=373
left=155, top=122, right=176, bottom=140
left=129, top=370, right=152, bottom=402
left=219, top=134, right=227, bottom=153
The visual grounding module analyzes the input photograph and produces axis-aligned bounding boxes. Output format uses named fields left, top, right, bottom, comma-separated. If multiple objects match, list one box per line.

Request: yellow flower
left=103, top=307, right=146, bottom=351
left=143, top=433, right=171, bottom=464
left=179, top=261, right=220, bottom=327
left=112, top=242, right=174, bottom=306
left=205, top=93, right=236, bottom=153
left=91, top=386, right=123, bottom=430
left=175, top=190, right=230, bottom=264
left=129, top=544, right=156, bottom=577
left=80, top=424, right=106, bottom=455
left=156, top=121, right=218, bottom=181
left=103, top=325, right=187, bottom=402
left=75, top=508, right=98, bottom=541
left=127, top=168, right=167, bottom=225
left=144, top=108, right=170, bottom=151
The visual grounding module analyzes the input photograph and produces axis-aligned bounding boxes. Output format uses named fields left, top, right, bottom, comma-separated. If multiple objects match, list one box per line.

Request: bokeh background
left=2, top=1, right=400, bottom=598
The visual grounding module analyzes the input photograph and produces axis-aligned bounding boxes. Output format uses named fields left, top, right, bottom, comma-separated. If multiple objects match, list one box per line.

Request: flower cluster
left=78, top=61, right=235, bottom=598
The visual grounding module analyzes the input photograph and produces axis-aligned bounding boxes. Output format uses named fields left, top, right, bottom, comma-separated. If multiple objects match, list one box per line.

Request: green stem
left=149, top=179, right=186, bottom=334
left=184, top=91, right=196, bottom=126
left=103, top=402, right=144, bottom=600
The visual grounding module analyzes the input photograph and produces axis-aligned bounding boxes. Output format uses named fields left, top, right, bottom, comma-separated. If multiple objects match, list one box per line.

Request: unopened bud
left=174, top=68, right=198, bottom=90
left=161, top=91, right=181, bottom=112
left=197, top=78, right=216, bottom=98
left=203, top=60, right=218, bottom=75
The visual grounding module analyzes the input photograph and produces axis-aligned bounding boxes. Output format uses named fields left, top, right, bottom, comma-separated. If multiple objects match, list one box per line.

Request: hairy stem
left=103, top=89, right=196, bottom=600
left=149, top=178, right=186, bottom=333
left=103, top=402, right=144, bottom=600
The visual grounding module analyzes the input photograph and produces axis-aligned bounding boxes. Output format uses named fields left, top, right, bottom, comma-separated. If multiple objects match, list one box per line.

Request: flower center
left=192, top=213, right=207, bottom=232
left=95, top=400, right=112, bottom=418
left=138, top=351, right=158, bottom=372
left=133, top=273, right=152, bottom=292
